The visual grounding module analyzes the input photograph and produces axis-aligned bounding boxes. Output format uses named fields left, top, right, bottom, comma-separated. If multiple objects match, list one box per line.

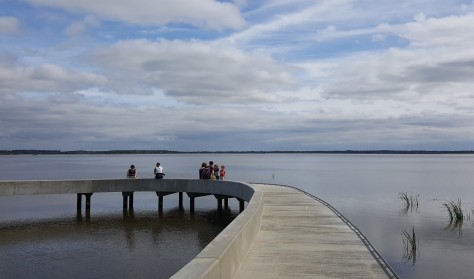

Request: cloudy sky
left=1, top=0, right=474, bottom=151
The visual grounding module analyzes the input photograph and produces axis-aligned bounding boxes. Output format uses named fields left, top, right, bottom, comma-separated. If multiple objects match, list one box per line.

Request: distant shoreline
left=1, top=150, right=473, bottom=155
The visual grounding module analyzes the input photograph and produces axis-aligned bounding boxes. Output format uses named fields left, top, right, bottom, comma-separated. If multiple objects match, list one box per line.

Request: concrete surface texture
left=0, top=179, right=394, bottom=278
left=233, top=184, right=390, bottom=279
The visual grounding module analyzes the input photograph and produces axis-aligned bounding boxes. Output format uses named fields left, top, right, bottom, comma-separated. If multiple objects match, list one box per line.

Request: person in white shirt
left=154, top=162, right=164, bottom=179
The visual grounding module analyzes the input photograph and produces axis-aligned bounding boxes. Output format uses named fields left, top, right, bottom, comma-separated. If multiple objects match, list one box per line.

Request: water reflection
left=0, top=207, right=237, bottom=279
left=402, top=227, right=418, bottom=264
left=398, top=192, right=419, bottom=214
left=442, top=199, right=467, bottom=237
left=76, top=210, right=91, bottom=223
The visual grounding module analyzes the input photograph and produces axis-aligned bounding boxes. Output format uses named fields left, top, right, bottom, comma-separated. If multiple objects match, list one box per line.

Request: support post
left=85, top=193, right=93, bottom=211
left=122, top=193, right=128, bottom=209
left=217, top=198, right=222, bottom=211
left=77, top=193, right=82, bottom=211
left=237, top=198, right=245, bottom=212
left=129, top=192, right=134, bottom=209
left=158, top=195, right=164, bottom=211
left=155, top=191, right=176, bottom=211
left=179, top=192, right=183, bottom=209
left=190, top=197, right=195, bottom=212
left=122, top=192, right=134, bottom=210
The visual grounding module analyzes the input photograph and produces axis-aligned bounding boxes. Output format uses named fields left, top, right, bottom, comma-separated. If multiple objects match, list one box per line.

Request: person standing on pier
left=126, top=165, right=137, bottom=178
left=154, top=162, right=164, bottom=179
left=219, top=165, right=226, bottom=180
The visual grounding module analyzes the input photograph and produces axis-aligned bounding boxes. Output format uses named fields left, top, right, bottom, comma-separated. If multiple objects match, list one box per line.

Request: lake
left=1, top=153, right=474, bottom=278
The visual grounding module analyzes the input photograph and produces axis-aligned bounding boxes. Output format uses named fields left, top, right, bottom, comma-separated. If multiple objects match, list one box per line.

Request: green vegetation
left=442, top=199, right=465, bottom=230
left=399, top=192, right=419, bottom=213
left=402, top=227, right=418, bottom=264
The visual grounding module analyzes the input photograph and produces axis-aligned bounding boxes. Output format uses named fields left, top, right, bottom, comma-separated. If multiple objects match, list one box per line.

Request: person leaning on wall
left=126, top=164, right=137, bottom=178
left=199, top=162, right=207, bottom=179
left=154, top=162, right=164, bottom=179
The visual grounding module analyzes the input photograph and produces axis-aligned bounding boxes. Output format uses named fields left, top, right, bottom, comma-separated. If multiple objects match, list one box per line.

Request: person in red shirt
left=219, top=165, right=226, bottom=180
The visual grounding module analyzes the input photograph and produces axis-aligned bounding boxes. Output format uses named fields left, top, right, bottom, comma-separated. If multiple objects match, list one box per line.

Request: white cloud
left=27, top=0, right=246, bottom=30
left=2, top=0, right=474, bottom=151
left=227, top=0, right=351, bottom=44
left=398, top=12, right=474, bottom=48
left=316, top=12, right=474, bottom=104
left=88, top=39, right=297, bottom=104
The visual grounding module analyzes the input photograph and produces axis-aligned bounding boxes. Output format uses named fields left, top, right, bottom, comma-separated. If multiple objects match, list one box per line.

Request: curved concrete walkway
left=233, top=184, right=394, bottom=279
left=0, top=179, right=397, bottom=278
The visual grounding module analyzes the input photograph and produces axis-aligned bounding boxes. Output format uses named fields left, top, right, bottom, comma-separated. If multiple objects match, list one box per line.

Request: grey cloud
left=0, top=61, right=107, bottom=94
left=400, top=60, right=474, bottom=83
left=2, top=92, right=473, bottom=151
left=324, top=83, right=407, bottom=99
left=0, top=16, right=20, bottom=35
left=324, top=51, right=474, bottom=100
left=89, top=40, right=297, bottom=104
left=0, top=53, right=17, bottom=67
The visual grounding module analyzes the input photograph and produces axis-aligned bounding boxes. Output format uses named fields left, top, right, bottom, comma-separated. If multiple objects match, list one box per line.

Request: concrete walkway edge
left=232, top=184, right=399, bottom=279
left=272, top=184, right=400, bottom=279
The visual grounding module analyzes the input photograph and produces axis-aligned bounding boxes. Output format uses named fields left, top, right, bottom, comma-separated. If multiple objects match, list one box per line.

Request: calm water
left=1, top=154, right=474, bottom=278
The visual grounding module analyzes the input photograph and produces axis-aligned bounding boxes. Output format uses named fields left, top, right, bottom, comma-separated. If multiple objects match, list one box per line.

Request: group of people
left=126, top=160, right=226, bottom=180
left=199, top=161, right=226, bottom=180
left=126, top=162, right=165, bottom=179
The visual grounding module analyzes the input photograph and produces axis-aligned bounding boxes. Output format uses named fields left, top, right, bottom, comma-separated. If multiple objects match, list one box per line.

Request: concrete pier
left=172, top=183, right=397, bottom=279
left=0, top=179, right=397, bottom=278
left=233, top=184, right=396, bottom=278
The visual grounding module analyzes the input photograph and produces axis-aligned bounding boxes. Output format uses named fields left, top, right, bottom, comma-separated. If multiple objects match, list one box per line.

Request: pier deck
left=233, top=184, right=392, bottom=279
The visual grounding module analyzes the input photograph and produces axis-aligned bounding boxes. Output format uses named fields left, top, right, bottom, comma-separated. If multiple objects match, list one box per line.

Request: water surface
left=1, top=154, right=474, bottom=278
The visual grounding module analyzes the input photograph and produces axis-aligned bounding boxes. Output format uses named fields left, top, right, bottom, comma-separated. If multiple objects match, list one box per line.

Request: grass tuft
left=402, top=226, right=417, bottom=264
left=399, top=192, right=419, bottom=213
left=442, top=199, right=466, bottom=233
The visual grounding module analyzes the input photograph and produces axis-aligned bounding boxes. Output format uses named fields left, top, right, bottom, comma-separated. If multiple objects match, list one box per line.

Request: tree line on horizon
left=1, top=149, right=473, bottom=155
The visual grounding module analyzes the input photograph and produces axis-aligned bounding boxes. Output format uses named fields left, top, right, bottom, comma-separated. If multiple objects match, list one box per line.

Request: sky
left=1, top=0, right=474, bottom=151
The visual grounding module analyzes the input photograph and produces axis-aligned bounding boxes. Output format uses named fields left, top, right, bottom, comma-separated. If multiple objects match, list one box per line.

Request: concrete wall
left=0, top=179, right=255, bottom=201
left=0, top=179, right=264, bottom=279
left=170, top=185, right=263, bottom=279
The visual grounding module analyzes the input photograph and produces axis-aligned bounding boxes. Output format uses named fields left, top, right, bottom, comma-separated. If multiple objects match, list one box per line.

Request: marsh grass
left=402, top=226, right=417, bottom=264
left=442, top=199, right=466, bottom=233
left=399, top=192, right=419, bottom=213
